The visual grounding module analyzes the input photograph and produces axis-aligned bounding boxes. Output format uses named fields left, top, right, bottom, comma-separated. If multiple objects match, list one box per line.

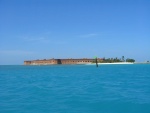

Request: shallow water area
left=0, top=64, right=150, bottom=113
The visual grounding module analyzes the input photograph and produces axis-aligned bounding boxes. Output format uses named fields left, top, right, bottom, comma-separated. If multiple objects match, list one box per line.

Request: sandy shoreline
left=86, top=62, right=134, bottom=65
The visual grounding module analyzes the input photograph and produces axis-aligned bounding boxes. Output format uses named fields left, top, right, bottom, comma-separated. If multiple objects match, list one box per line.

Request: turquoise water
left=0, top=64, right=150, bottom=113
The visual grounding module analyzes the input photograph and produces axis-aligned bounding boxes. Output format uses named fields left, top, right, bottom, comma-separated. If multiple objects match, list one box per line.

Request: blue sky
left=0, top=0, right=150, bottom=64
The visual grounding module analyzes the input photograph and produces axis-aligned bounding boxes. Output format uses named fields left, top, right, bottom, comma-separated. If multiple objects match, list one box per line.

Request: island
left=24, top=57, right=135, bottom=65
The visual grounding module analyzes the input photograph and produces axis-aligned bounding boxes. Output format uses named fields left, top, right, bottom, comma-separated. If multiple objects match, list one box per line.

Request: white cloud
left=22, top=37, right=49, bottom=42
left=79, top=33, right=99, bottom=38
left=0, top=50, right=35, bottom=55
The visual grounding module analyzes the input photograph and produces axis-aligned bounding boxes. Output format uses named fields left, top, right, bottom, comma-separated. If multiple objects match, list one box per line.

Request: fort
left=24, top=58, right=103, bottom=65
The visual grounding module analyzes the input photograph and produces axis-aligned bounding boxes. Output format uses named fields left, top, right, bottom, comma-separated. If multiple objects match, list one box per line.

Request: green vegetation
left=100, top=57, right=122, bottom=63
left=126, top=58, right=135, bottom=63
left=122, top=56, right=125, bottom=62
left=93, top=56, right=135, bottom=63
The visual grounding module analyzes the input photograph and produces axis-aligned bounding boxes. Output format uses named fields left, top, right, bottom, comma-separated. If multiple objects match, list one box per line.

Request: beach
left=86, top=62, right=134, bottom=65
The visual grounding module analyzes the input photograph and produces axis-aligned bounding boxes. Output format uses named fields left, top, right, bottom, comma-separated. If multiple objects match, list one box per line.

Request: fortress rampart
left=24, top=58, right=103, bottom=65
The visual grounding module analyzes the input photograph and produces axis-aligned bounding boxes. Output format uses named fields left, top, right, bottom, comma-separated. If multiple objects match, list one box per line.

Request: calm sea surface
left=0, top=64, right=150, bottom=113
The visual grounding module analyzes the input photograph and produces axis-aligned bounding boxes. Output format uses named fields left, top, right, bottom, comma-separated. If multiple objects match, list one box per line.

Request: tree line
left=94, top=56, right=135, bottom=63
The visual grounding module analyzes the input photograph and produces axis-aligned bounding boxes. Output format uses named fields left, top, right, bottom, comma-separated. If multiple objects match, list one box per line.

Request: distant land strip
left=24, top=57, right=137, bottom=65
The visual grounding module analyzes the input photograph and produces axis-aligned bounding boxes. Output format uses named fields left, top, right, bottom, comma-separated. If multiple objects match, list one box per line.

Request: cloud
left=22, top=37, right=49, bottom=42
left=19, top=31, right=52, bottom=42
left=0, top=50, right=35, bottom=56
left=79, top=33, right=99, bottom=38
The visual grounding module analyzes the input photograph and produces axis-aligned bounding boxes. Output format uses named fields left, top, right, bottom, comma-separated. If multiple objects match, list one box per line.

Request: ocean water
left=0, top=64, right=150, bottom=113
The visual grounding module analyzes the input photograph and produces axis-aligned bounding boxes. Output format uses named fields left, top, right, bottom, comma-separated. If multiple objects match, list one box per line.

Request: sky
left=0, top=0, right=150, bottom=64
